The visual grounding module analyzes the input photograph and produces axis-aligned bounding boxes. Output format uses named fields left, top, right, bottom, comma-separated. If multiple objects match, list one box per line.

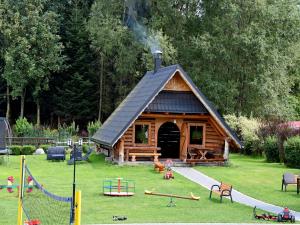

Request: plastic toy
left=253, top=206, right=277, bottom=221
left=277, top=207, right=295, bottom=223
left=253, top=206, right=295, bottom=223
left=145, top=189, right=200, bottom=207
left=0, top=176, right=18, bottom=193
left=112, top=216, right=127, bottom=221
left=164, top=159, right=173, bottom=169
left=26, top=176, right=34, bottom=193
left=24, top=219, right=41, bottom=225
left=154, top=161, right=165, bottom=173
left=103, top=178, right=135, bottom=196
left=164, top=168, right=174, bottom=179
left=0, top=176, right=36, bottom=193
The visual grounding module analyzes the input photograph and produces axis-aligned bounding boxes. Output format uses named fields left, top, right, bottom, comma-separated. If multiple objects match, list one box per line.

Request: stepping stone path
left=172, top=167, right=300, bottom=221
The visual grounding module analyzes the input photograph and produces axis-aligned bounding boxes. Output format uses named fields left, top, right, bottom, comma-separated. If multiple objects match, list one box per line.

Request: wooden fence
left=6, top=137, right=56, bottom=146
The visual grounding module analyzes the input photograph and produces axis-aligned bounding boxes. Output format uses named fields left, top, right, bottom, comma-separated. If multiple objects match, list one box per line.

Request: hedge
left=285, top=136, right=300, bottom=168
left=22, top=145, right=36, bottom=155
left=11, top=146, right=22, bottom=155
left=263, top=136, right=279, bottom=163
left=10, top=145, right=35, bottom=155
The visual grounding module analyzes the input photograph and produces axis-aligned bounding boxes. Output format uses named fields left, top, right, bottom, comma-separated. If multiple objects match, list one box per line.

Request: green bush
left=58, top=122, right=79, bottom=141
left=10, top=145, right=22, bottom=155
left=43, top=128, right=58, bottom=138
left=263, top=136, right=279, bottom=162
left=82, top=144, right=91, bottom=154
left=224, top=114, right=260, bottom=155
left=14, top=118, right=34, bottom=137
left=285, top=136, right=300, bottom=168
left=87, top=120, right=101, bottom=137
left=22, top=145, right=35, bottom=155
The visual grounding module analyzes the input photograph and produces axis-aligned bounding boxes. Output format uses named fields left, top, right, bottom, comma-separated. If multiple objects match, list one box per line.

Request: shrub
left=43, top=128, right=58, bottom=138
left=14, top=118, right=34, bottom=137
left=285, top=136, right=300, bottom=168
left=82, top=144, right=90, bottom=154
left=58, top=122, right=79, bottom=141
left=22, top=145, right=35, bottom=155
left=87, top=120, right=101, bottom=137
left=263, top=136, right=279, bottom=162
left=224, top=114, right=260, bottom=155
left=10, top=145, right=22, bottom=155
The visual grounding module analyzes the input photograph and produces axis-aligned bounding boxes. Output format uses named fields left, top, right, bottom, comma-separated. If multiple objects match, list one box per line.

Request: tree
left=88, top=0, right=178, bottom=121
left=0, top=0, right=63, bottom=124
left=184, top=0, right=300, bottom=118
left=50, top=0, right=98, bottom=126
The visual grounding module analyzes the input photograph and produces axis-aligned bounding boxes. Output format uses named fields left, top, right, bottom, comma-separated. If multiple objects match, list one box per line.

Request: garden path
left=172, top=167, right=300, bottom=221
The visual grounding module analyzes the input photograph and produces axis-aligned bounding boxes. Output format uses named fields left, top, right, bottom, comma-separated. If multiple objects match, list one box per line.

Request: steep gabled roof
left=145, top=91, right=208, bottom=114
left=91, top=65, right=242, bottom=148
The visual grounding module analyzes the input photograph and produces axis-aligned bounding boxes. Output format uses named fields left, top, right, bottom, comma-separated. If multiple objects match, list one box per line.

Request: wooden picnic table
left=188, top=146, right=215, bottom=160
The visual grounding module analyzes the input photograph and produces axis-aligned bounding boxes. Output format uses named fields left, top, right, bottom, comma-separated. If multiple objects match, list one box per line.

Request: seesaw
left=144, top=190, right=200, bottom=207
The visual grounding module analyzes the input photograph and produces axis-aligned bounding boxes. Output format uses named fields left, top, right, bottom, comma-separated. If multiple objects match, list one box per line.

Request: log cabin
left=91, top=51, right=242, bottom=165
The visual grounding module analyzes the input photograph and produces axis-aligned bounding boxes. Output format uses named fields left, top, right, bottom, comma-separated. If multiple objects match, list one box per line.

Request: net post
left=75, top=190, right=81, bottom=225
left=17, top=155, right=25, bottom=225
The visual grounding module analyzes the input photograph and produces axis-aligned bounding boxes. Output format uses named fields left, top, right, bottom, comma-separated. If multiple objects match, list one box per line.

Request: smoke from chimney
left=124, top=0, right=161, bottom=54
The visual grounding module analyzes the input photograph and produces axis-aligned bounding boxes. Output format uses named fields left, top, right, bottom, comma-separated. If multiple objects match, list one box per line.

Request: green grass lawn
left=197, top=154, right=300, bottom=212
left=0, top=154, right=264, bottom=224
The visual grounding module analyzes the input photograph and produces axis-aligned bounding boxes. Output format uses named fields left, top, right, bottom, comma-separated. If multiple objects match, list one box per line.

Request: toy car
left=277, top=207, right=295, bottom=223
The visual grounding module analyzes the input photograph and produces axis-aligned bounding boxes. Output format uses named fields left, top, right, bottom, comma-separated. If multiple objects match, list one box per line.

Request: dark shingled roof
left=91, top=64, right=242, bottom=148
left=145, top=91, right=208, bottom=114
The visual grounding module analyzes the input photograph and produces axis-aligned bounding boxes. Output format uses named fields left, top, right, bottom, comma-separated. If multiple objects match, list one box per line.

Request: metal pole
left=71, top=144, right=76, bottom=224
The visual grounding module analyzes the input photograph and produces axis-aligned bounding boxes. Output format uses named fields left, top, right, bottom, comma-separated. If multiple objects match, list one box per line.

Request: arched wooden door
left=157, top=122, right=180, bottom=158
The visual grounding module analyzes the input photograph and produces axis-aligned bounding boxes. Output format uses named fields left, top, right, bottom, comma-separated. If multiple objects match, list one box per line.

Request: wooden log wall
left=123, top=119, right=156, bottom=148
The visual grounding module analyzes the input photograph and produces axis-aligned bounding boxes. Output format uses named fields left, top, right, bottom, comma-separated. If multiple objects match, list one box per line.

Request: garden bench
left=47, top=146, right=65, bottom=161
left=282, top=173, right=299, bottom=192
left=128, top=153, right=161, bottom=162
left=154, top=161, right=165, bottom=173
left=125, top=146, right=161, bottom=161
left=209, top=182, right=233, bottom=203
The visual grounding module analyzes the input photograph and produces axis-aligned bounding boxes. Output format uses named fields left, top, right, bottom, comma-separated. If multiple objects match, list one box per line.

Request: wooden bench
left=125, top=146, right=161, bottom=161
left=154, top=161, right=165, bottom=173
left=209, top=182, right=233, bottom=203
left=282, top=173, right=299, bottom=192
left=129, top=153, right=161, bottom=162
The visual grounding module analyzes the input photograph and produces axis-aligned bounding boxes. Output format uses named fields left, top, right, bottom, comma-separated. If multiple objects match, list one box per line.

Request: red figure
left=7, top=176, right=14, bottom=193
left=26, top=176, right=34, bottom=193
left=25, top=219, right=41, bottom=225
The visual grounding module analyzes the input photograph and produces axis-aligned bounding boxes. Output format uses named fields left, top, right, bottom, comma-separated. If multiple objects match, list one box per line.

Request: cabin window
left=188, top=123, right=205, bottom=146
left=134, top=124, right=149, bottom=144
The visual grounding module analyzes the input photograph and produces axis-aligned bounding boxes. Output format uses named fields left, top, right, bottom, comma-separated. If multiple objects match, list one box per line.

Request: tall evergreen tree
left=50, top=0, right=98, bottom=126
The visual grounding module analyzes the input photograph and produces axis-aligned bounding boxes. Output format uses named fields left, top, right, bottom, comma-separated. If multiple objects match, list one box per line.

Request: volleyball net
left=17, top=156, right=81, bottom=225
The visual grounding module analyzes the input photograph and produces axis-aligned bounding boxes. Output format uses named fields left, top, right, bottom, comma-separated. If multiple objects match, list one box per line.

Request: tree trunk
left=20, top=89, right=26, bottom=119
left=98, top=54, right=104, bottom=122
left=36, top=98, right=40, bottom=127
left=6, top=85, right=10, bottom=120
left=278, top=136, right=285, bottom=163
